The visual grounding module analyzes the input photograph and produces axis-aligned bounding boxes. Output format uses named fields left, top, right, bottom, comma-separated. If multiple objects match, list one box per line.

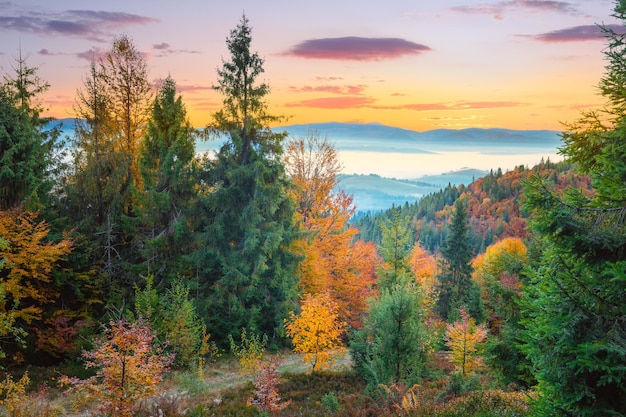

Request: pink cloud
left=288, top=85, right=366, bottom=95
left=285, top=96, right=377, bottom=109
left=527, top=24, right=624, bottom=42
left=451, top=0, right=577, bottom=19
left=284, top=36, right=431, bottom=61
left=0, top=6, right=157, bottom=41
left=399, top=101, right=522, bottom=111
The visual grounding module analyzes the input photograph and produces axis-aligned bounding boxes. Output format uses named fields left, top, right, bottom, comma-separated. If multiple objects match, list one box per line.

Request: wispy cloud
left=175, top=84, right=213, bottom=94
left=284, top=36, right=431, bottom=61
left=525, top=24, right=624, bottom=42
left=152, top=42, right=201, bottom=57
left=285, top=97, right=523, bottom=110
left=399, top=101, right=523, bottom=111
left=288, top=85, right=366, bottom=95
left=285, top=96, right=377, bottom=108
left=451, top=0, right=577, bottom=20
left=0, top=5, right=157, bottom=41
left=76, top=47, right=107, bottom=62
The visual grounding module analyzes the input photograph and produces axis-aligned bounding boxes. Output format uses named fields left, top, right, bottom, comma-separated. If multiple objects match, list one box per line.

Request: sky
left=0, top=0, right=621, bottom=132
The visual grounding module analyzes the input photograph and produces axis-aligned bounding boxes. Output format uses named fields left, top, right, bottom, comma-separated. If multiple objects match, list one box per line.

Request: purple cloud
left=451, top=0, right=577, bottom=19
left=527, top=24, right=625, bottom=42
left=285, top=37, right=431, bottom=61
left=0, top=6, right=157, bottom=40
left=153, top=42, right=170, bottom=50
left=151, top=42, right=200, bottom=57
left=76, top=47, right=107, bottom=62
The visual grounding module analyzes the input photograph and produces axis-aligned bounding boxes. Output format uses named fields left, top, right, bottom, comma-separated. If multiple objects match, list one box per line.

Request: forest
left=0, top=3, right=625, bottom=417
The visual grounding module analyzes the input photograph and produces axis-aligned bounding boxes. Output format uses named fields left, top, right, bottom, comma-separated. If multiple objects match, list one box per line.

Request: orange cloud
left=288, top=85, right=366, bottom=95
left=285, top=96, right=377, bottom=108
left=396, top=101, right=524, bottom=111
left=284, top=37, right=431, bottom=61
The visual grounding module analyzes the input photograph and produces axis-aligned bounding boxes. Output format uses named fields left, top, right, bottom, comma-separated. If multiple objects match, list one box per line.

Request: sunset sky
left=0, top=0, right=620, bottom=132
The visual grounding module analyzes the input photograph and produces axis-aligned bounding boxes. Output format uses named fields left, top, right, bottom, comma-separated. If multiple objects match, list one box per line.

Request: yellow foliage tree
left=445, top=308, right=488, bottom=377
left=408, top=243, right=438, bottom=311
left=0, top=209, right=72, bottom=325
left=471, top=237, right=527, bottom=334
left=285, top=292, right=346, bottom=372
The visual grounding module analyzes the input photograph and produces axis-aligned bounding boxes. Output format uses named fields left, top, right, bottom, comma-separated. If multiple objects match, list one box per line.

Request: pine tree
left=194, top=14, right=299, bottom=344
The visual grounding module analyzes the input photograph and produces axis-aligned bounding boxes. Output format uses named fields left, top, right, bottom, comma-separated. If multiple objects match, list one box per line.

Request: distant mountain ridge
left=279, top=122, right=561, bottom=146
left=337, top=168, right=488, bottom=212
left=51, top=118, right=562, bottom=148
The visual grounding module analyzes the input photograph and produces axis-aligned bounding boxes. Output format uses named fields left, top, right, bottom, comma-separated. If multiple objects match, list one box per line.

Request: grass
left=3, top=350, right=535, bottom=417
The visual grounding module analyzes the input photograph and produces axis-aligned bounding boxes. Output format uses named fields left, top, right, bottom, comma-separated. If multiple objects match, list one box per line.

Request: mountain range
left=50, top=119, right=562, bottom=212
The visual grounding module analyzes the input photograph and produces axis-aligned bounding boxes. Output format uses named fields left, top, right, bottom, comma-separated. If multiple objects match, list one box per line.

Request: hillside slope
left=353, top=160, right=591, bottom=253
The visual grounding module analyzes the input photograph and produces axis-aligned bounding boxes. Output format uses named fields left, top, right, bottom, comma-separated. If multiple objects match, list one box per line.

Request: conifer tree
left=350, top=283, right=427, bottom=388
left=0, top=52, right=60, bottom=211
left=378, top=205, right=412, bottom=289
left=194, top=14, right=299, bottom=344
left=435, top=199, right=479, bottom=321
left=522, top=2, right=626, bottom=413
left=137, top=76, right=196, bottom=280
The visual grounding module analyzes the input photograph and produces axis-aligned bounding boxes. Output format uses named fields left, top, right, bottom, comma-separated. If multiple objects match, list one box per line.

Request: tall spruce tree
left=0, top=52, right=59, bottom=210
left=522, top=1, right=626, bottom=414
left=137, top=76, right=196, bottom=281
left=194, top=14, right=299, bottom=344
left=435, top=199, right=480, bottom=321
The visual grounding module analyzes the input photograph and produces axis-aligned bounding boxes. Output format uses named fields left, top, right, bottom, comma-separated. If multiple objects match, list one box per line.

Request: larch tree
left=194, top=14, right=299, bottom=344
left=445, top=308, right=488, bottom=378
left=68, top=59, right=119, bottom=228
left=100, top=34, right=152, bottom=207
left=522, top=1, right=626, bottom=414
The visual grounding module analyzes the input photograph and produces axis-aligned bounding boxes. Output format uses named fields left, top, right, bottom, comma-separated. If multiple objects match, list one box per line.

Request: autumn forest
left=1, top=4, right=625, bottom=417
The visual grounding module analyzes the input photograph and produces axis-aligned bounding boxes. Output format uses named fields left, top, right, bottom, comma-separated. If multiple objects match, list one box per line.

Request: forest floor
left=50, top=350, right=354, bottom=416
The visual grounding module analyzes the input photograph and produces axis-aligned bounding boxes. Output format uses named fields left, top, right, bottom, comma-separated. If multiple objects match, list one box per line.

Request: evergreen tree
left=350, top=283, right=427, bottom=389
left=522, top=2, right=626, bottom=414
left=435, top=199, right=480, bottom=321
left=0, top=52, right=60, bottom=210
left=377, top=205, right=412, bottom=288
left=194, top=14, right=299, bottom=344
left=137, top=76, right=196, bottom=281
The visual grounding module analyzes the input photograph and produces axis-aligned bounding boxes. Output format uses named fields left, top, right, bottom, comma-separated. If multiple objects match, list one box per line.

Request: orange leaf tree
left=60, top=319, right=173, bottom=417
left=285, top=291, right=346, bottom=372
left=285, top=134, right=379, bottom=328
left=445, top=308, right=488, bottom=377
